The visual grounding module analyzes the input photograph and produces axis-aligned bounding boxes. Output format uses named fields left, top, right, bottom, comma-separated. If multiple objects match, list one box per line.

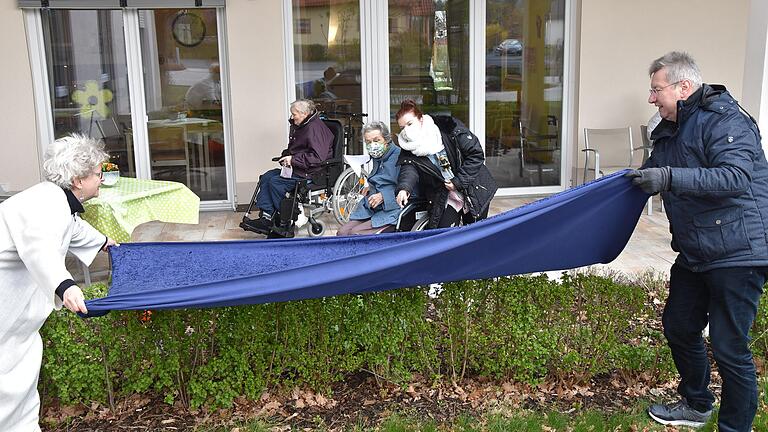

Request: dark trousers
left=664, top=263, right=766, bottom=432
left=255, top=168, right=299, bottom=216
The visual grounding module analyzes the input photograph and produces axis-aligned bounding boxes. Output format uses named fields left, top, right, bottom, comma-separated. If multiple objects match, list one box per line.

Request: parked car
left=494, top=39, right=523, bottom=56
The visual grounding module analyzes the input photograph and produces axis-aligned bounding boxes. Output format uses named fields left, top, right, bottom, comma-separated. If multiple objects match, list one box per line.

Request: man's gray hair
left=290, top=99, right=316, bottom=115
left=43, top=134, right=108, bottom=189
left=361, top=121, right=392, bottom=143
left=649, top=51, right=702, bottom=90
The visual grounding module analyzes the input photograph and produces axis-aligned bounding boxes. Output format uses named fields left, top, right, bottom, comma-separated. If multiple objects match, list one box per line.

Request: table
left=83, top=177, right=200, bottom=243
left=80, top=177, right=200, bottom=284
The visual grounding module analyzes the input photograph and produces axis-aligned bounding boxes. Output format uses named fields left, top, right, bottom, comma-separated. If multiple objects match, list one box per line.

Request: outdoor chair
left=583, top=126, right=658, bottom=215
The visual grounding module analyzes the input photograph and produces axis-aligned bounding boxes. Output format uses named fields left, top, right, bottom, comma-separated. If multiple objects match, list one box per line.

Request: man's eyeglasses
left=649, top=81, right=681, bottom=96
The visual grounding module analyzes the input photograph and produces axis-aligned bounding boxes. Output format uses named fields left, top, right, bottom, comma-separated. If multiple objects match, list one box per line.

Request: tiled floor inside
left=69, top=195, right=675, bottom=284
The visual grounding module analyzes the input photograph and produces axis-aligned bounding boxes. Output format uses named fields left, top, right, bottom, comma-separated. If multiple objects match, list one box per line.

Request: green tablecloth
left=82, top=177, right=200, bottom=243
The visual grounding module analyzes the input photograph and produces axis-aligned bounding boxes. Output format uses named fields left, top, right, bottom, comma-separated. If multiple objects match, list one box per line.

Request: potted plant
left=101, top=162, right=120, bottom=186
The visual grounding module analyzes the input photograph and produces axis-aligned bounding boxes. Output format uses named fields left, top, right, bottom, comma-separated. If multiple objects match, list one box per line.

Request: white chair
left=639, top=124, right=663, bottom=215
left=583, top=126, right=657, bottom=215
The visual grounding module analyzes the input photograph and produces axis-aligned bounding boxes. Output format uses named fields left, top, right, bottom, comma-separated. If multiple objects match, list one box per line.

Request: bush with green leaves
left=40, top=274, right=676, bottom=410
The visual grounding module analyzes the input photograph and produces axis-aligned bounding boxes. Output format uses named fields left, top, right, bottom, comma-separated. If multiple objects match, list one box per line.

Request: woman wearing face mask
left=337, top=121, right=402, bottom=236
left=395, top=99, right=497, bottom=229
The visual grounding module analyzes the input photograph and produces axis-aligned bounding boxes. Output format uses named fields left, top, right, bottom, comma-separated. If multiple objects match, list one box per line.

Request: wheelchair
left=240, top=113, right=370, bottom=238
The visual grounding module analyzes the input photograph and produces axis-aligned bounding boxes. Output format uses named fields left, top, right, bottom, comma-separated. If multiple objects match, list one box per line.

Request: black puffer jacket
left=397, top=115, right=497, bottom=228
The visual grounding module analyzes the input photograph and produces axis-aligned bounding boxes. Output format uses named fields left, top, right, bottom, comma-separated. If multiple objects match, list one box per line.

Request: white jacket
left=0, top=182, right=105, bottom=431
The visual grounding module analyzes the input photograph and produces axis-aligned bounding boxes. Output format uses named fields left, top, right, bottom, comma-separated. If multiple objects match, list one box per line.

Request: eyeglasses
left=649, top=80, right=681, bottom=96
left=92, top=170, right=103, bottom=180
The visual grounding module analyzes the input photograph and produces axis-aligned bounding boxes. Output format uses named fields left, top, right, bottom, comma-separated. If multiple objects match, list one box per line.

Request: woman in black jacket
left=394, top=99, right=497, bottom=228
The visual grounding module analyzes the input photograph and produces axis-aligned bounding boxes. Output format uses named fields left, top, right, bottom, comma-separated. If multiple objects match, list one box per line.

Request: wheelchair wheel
left=410, top=216, right=430, bottom=232
left=308, top=220, right=325, bottom=237
left=332, top=167, right=367, bottom=225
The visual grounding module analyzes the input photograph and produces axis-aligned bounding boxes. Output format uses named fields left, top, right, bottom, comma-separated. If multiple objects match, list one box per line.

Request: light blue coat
left=350, top=144, right=402, bottom=227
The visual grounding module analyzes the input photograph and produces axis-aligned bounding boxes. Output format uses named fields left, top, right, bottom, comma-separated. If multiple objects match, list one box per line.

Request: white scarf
left=398, top=114, right=444, bottom=157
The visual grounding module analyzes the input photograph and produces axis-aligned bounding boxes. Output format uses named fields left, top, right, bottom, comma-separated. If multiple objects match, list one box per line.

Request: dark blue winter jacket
left=644, top=84, right=768, bottom=271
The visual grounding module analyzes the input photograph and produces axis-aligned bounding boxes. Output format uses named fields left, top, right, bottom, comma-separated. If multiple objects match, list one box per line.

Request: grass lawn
left=204, top=378, right=767, bottom=431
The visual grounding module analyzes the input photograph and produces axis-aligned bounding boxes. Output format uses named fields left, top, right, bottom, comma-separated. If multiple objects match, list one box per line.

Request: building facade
left=2, top=0, right=767, bottom=209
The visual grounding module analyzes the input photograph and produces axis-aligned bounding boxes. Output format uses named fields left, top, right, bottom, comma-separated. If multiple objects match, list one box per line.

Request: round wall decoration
left=172, top=11, right=206, bottom=48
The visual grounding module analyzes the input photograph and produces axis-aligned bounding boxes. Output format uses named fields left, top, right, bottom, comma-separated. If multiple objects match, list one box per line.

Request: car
left=494, top=39, right=523, bottom=56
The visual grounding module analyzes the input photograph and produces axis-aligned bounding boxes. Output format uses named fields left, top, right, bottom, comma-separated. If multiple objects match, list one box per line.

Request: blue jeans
left=255, top=168, right=300, bottom=216
left=663, top=264, right=766, bottom=432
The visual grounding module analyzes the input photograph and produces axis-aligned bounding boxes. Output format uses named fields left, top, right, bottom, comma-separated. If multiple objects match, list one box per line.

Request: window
left=484, top=0, right=566, bottom=188
left=41, top=9, right=136, bottom=177
left=294, top=18, right=310, bottom=34
left=388, top=17, right=399, bottom=33
left=139, top=9, right=228, bottom=201
left=292, top=0, right=362, bottom=150
left=388, top=0, right=470, bottom=130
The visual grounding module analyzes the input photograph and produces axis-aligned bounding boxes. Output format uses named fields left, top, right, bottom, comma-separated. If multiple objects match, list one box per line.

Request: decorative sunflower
left=71, top=80, right=113, bottom=119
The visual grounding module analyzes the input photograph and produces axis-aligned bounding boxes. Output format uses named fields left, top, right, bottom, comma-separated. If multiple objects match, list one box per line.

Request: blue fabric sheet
left=83, top=171, right=649, bottom=316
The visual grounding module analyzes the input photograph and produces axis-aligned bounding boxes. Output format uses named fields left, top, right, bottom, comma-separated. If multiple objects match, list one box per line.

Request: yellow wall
left=0, top=0, right=42, bottom=192
left=576, top=0, right=749, bottom=175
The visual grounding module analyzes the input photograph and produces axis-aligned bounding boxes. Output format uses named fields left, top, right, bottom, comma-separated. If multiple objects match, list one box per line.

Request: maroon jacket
left=281, top=111, right=334, bottom=178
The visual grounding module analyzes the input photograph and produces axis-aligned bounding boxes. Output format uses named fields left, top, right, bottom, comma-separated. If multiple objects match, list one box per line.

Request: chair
left=639, top=124, right=663, bottom=214
left=583, top=126, right=657, bottom=214
left=519, top=115, right=559, bottom=184
left=96, top=118, right=135, bottom=176
left=149, top=131, right=192, bottom=187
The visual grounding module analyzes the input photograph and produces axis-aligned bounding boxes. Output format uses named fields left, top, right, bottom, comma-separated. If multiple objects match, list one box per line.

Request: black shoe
left=648, top=399, right=712, bottom=428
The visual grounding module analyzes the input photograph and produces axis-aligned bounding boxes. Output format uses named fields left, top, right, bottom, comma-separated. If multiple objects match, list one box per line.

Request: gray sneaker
left=648, top=399, right=712, bottom=428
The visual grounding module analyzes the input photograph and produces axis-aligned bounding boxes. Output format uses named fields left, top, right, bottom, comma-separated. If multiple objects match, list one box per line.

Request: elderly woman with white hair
left=241, top=99, right=334, bottom=234
left=0, top=134, right=117, bottom=431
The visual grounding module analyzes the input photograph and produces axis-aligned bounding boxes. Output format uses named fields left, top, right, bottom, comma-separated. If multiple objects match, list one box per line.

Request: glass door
left=41, top=9, right=136, bottom=177
left=138, top=8, right=227, bottom=201
left=484, top=0, right=566, bottom=188
left=388, top=0, right=470, bottom=130
left=291, top=0, right=363, bottom=153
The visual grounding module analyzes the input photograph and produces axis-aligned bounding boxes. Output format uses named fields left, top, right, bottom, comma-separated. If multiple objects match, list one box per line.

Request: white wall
left=0, top=0, right=42, bottom=192
left=576, top=0, right=750, bottom=173
left=742, top=0, right=768, bottom=144
left=225, top=0, right=289, bottom=204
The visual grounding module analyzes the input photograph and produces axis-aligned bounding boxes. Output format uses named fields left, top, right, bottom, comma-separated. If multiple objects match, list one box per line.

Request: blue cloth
left=255, top=168, right=300, bottom=216
left=83, top=171, right=647, bottom=315
left=349, top=145, right=402, bottom=228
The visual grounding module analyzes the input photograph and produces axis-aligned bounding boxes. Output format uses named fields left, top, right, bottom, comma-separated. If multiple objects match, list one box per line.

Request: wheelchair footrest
left=240, top=216, right=271, bottom=235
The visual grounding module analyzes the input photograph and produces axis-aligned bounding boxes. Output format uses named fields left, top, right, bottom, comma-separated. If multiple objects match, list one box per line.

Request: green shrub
left=40, top=274, right=674, bottom=410
left=752, top=291, right=768, bottom=360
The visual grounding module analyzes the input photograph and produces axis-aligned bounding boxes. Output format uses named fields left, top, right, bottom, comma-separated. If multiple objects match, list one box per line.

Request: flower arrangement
left=102, top=162, right=120, bottom=172
left=101, top=162, right=120, bottom=186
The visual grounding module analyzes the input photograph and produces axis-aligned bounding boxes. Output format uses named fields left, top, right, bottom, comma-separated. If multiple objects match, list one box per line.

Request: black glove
left=624, top=167, right=671, bottom=194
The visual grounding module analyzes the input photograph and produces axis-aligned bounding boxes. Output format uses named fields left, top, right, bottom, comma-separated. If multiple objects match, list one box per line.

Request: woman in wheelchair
left=242, top=99, right=334, bottom=234
left=337, top=121, right=401, bottom=236
left=394, top=99, right=497, bottom=229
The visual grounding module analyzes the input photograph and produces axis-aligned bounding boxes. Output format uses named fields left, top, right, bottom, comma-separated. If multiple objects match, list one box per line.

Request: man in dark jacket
left=626, top=51, right=768, bottom=432
left=248, top=99, right=333, bottom=231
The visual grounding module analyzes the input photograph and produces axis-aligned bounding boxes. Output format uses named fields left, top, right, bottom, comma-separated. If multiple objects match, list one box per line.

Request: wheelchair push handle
left=321, top=111, right=368, bottom=120
left=271, top=156, right=282, bottom=162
